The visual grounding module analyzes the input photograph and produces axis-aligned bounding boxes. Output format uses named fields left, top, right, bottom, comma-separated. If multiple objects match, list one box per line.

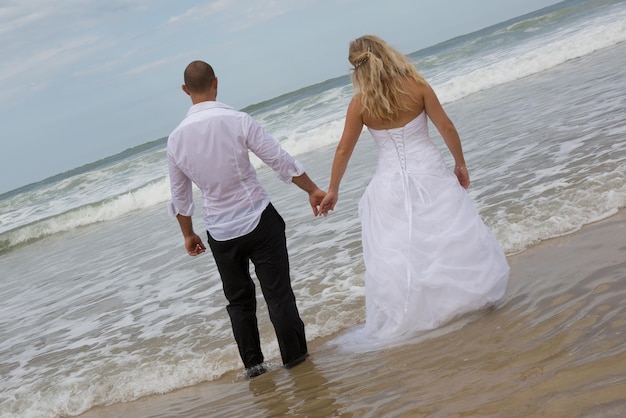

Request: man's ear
left=212, top=78, right=219, bottom=98
left=182, top=84, right=191, bottom=96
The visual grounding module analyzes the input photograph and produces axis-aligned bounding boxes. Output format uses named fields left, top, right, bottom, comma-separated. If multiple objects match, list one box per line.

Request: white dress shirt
left=167, top=101, right=305, bottom=241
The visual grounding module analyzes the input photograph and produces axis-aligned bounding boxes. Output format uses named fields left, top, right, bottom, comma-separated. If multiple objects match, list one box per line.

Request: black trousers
left=207, top=203, right=308, bottom=369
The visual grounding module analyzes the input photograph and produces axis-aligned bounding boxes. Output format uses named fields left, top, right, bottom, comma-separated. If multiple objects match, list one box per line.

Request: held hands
left=318, top=191, right=337, bottom=217
left=454, top=166, right=470, bottom=189
left=309, top=188, right=327, bottom=217
left=184, top=233, right=206, bottom=256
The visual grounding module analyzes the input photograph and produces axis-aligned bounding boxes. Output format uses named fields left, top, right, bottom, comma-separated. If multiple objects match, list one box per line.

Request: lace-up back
left=367, top=111, right=446, bottom=177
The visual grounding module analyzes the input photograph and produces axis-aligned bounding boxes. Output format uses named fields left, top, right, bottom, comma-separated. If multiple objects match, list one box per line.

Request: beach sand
left=78, top=209, right=626, bottom=418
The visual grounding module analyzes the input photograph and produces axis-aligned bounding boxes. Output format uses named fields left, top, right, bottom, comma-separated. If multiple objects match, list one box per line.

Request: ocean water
left=1, top=0, right=625, bottom=416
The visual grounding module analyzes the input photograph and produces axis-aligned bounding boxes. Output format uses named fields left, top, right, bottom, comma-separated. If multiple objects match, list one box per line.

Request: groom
left=167, top=60, right=325, bottom=377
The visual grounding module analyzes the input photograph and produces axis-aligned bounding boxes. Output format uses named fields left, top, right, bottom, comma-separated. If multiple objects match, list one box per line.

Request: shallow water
left=79, top=211, right=626, bottom=417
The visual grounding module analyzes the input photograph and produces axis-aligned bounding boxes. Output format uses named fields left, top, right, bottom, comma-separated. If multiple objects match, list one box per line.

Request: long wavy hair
left=349, top=35, right=425, bottom=121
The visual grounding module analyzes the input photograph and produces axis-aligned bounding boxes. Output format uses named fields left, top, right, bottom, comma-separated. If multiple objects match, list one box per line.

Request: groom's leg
left=207, top=232, right=264, bottom=369
left=248, top=203, right=308, bottom=367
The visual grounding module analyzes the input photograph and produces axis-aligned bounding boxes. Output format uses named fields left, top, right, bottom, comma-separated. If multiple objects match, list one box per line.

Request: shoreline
left=77, top=208, right=626, bottom=418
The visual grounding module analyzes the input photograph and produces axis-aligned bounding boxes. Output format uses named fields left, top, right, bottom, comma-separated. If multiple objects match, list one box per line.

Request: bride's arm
left=319, top=97, right=364, bottom=215
left=421, top=82, right=470, bottom=189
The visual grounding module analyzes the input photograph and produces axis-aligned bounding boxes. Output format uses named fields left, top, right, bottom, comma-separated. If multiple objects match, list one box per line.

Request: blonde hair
left=349, top=35, right=425, bottom=121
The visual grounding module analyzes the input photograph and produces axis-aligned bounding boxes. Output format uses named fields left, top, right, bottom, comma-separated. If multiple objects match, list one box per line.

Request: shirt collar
left=186, top=100, right=234, bottom=116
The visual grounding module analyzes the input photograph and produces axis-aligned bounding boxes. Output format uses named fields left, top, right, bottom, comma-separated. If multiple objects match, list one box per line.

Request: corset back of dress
left=367, top=111, right=446, bottom=176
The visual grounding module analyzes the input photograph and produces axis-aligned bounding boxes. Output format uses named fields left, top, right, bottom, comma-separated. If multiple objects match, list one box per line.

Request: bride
left=319, top=35, right=509, bottom=339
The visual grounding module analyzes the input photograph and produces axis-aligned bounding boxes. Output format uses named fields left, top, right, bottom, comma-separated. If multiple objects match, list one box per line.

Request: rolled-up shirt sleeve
left=167, top=148, right=195, bottom=216
left=244, top=115, right=305, bottom=183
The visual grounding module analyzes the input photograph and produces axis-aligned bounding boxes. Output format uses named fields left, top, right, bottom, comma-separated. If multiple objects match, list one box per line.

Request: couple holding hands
left=167, top=35, right=509, bottom=378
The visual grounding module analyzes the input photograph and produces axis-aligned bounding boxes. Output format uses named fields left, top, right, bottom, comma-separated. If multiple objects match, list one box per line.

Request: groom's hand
left=309, top=189, right=326, bottom=216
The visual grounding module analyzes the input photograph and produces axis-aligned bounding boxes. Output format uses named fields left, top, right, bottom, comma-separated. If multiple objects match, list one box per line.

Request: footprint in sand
left=520, top=366, right=543, bottom=380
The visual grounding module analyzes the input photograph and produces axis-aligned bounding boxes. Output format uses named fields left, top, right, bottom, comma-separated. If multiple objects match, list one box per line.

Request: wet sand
left=78, top=209, right=626, bottom=418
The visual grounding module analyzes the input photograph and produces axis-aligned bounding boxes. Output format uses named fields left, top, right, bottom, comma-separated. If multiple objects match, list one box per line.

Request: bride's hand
left=318, top=191, right=338, bottom=216
left=454, top=166, right=470, bottom=189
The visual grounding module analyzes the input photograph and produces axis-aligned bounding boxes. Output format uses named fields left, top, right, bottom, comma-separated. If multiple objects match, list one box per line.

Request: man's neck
left=191, top=93, right=216, bottom=105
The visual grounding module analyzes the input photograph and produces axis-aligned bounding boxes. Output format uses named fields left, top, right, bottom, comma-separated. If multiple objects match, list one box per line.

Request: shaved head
left=184, top=61, right=216, bottom=94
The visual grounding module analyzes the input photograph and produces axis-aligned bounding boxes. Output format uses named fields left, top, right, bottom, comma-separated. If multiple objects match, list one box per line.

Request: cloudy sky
left=0, top=0, right=562, bottom=193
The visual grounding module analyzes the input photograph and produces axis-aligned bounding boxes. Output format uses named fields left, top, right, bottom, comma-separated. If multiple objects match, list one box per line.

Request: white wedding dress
left=359, top=111, right=509, bottom=339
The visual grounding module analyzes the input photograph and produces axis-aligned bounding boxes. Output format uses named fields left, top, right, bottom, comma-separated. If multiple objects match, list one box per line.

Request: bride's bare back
left=360, top=78, right=426, bottom=130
